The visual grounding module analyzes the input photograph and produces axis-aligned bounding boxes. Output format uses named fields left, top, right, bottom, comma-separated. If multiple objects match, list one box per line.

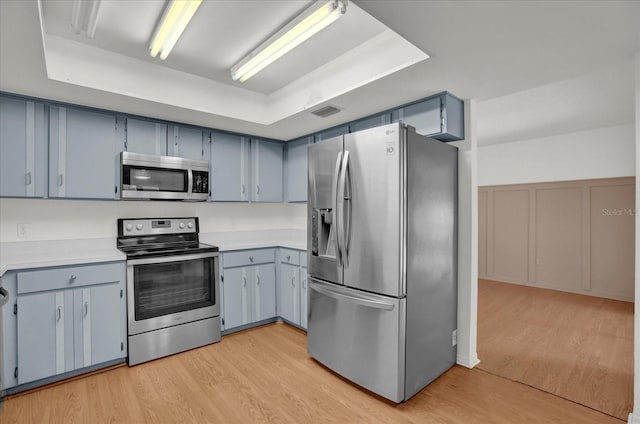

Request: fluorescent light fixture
left=149, top=0, right=203, bottom=60
left=70, top=0, right=102, bottom=38
left=231, top=0, right=348, bottom=83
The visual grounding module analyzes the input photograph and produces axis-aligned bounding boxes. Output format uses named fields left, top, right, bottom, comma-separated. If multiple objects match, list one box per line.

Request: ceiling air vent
left=311, top=105, right=341, bottom=118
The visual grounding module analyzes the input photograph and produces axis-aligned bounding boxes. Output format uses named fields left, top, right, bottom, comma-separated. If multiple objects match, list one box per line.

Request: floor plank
left=1, top=322, right=622, bottom=423
left=477, top=279, right=633, bottom=420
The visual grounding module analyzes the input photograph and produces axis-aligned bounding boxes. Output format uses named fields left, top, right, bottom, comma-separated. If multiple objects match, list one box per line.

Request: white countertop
left=0, top=229, right=307, bottom=277
left=0, top=238, right=126, bottom=277
left=200, top=229, right=306, bottom=251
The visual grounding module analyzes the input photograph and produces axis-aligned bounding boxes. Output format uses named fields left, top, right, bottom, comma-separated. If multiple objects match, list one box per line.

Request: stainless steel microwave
left=120, top=152, right=209, bottom=201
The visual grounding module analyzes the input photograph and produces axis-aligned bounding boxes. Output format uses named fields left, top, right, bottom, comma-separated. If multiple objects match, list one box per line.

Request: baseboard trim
left=456, top=353, right=481, bottom=369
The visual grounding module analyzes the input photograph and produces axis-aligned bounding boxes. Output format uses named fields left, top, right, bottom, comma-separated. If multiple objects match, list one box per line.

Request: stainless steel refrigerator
left=307, top=122, right=458, bottom=403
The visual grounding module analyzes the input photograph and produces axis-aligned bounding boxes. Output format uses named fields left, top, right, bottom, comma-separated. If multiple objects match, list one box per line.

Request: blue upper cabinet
left=0, top=95, right=47, bottom=198
left=251, top=138, right=284, bottom=202
left=349, top=112, right=392, bottom=133
left=124, top=118, right=168, bottom=155
left=392, top=92, right=464, bottom=142
left=49, top=106, right=122, bottom=199
left=285, top=136, right=313, bottom=203
left=168, top=125, right=210, bottom=161
left=315, top=124, right=349, bottom=142
left=124, top=120, right=210, bottom=161
left=210, top=131, right=250, bottom=201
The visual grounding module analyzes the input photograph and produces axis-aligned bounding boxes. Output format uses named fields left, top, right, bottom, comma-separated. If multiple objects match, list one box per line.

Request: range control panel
left=119, top=217, right=198, bottom=236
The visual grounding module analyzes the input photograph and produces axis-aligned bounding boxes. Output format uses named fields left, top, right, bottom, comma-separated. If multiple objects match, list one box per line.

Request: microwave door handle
left=187, top=169, right=193, bottom=196
left=332, top=151, right=343, bottom=266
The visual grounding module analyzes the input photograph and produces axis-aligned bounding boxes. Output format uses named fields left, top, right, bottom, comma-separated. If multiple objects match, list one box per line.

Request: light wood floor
left=477, top=279, right=633, bottom=421
left=1, top=322, right=622, bottom=424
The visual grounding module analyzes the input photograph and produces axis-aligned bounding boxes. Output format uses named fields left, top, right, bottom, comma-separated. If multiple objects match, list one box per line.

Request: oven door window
left=133, top=257, right=215, bottom=320
left=122, top=165, right=188, bottom=192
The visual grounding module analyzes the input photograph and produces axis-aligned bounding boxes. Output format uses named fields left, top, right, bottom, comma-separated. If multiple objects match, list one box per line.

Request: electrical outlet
left=452, top=329, right=457, bottom=347
left=17, top=223, right=30, bottom=238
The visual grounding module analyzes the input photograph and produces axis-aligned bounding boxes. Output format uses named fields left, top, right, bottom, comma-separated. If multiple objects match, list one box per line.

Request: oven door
left=126, top=252, right=219, bottom=335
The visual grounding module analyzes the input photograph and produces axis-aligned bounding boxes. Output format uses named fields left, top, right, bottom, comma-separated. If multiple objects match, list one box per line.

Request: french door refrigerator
left=307, top=122, right=458, bottom=403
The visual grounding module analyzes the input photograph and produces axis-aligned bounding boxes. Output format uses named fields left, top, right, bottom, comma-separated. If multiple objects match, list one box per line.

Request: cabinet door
left=222, top=267, right=250, bottom=329
left=300, top=266, right=308, bottom=329
left=0, top=96, right=47, bottom=197
left=349, top=113, right=391, bottom=133
left=17, top=290, right=74, bottom=384
left=74, top=282, right=124, bottom=369
left=252, top=138, right=283, bottom=202
left=49, top=106, right=120, bottom=199
left=315, top=125, right=348, bottom=142
left=125, top=118, right=167, bottom=155
left=211, top=132, right=249, bottom=201
left=394, top=97, right=441, bottom=137
left=285, top=137, right=311, bottom=203
left=278, top=263, right=299, bottom=325
left=169, top=125, right=209, bottom=160
left=254, top=263, right=276, bottom=321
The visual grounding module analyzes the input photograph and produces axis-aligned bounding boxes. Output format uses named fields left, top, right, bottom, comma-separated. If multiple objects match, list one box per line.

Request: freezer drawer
left=307, top=279, right=406, bottom=402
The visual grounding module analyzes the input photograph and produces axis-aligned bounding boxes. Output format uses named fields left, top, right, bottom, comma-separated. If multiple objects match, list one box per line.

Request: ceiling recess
left=311, top=105, right=341, bottom=118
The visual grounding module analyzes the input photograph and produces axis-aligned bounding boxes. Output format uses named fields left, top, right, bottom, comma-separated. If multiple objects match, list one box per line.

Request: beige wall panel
left=479, top=177, right=634, bottom=301
left=492, top=190, right=529, bottom=282
left=590, top=184, right=635, bottom=300
left=478, top=190, right=488, bottom=278
left=535, top=187, right=583, bottom=291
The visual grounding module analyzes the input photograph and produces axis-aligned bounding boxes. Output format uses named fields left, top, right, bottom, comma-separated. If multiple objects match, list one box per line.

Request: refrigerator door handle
left=340, top=150, right=352, bottom=265
left=332, top=151, right=344, bottom=266
left=309, top=281, right=395, bottom=311
left=0, top=286, right=9, bottom=307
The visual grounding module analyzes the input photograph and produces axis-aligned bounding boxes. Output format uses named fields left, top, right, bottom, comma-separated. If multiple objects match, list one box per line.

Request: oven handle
left=127, top=251, right=219, bottom=266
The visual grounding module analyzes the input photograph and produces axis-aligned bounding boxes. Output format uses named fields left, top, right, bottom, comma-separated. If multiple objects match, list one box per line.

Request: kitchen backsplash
left=0, top=199, right=307, bottom=242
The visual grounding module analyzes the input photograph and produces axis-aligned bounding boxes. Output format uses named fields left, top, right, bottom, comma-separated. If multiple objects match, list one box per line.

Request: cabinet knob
left=249, top=256, right=254, bottom=262
left=257, top=275, right=261, bottom=286
left=70, top=274, right=77, bottom=282
left=286, top=255, right=291, bottom=261
left=291, top=276, right=296, bottom=287
left=56, top=306, right=62, bottom=322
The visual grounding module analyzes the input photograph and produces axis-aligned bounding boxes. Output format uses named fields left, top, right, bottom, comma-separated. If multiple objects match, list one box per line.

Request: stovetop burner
left=117, top=217, right=218, bottom=259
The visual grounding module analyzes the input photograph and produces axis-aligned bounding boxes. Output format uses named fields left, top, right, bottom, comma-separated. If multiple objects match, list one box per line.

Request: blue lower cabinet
left=300, top=266, right=308, bottom=329
left=3, top=262, right=126, bottom=389
left=277, top=248, right=308, bottom=329
left=221, top=249, right=277, bottom=332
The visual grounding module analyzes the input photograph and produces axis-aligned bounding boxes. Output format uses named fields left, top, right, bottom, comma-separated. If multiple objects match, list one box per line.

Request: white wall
left=450, top=99, right=479, bottom=369
left=630, top=51, right=640, bottom=424
left=478, top=123, right=635, bottom=186
left=0, top=199, right=307, bottom=242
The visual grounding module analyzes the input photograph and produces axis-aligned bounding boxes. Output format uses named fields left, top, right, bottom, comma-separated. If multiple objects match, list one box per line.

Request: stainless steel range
left=117, top=217, right=220, bottom=365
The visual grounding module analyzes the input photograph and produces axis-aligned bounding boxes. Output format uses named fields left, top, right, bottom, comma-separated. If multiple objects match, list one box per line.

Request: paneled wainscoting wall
left=478, top=177, right=634, bottom=301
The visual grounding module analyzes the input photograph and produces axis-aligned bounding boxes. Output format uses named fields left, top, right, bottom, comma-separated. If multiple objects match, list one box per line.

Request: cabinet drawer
left=223, top=249, right=275, bottom=268
left=300, top=251, right=307, bottom=268
left=17, top=262, right=124, bottom=294
left=279, top=248, right=300, bottom=266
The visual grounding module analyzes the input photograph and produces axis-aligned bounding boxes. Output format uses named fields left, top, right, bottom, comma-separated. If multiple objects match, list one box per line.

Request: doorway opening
left=477, top=177, right=634, bottom=420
